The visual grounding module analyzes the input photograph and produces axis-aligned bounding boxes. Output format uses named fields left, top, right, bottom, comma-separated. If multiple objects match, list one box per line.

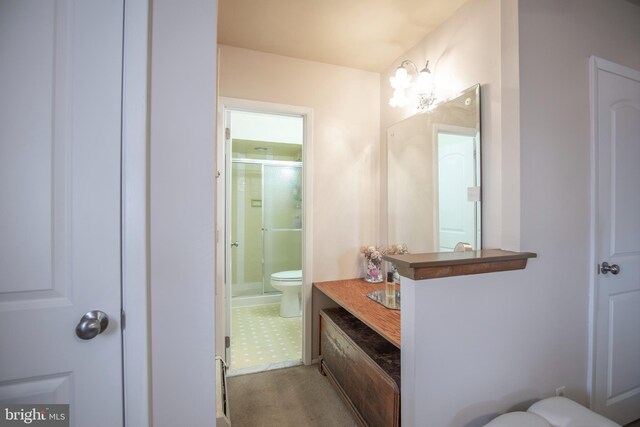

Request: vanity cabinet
left=319, top=308, right=400, bottom=427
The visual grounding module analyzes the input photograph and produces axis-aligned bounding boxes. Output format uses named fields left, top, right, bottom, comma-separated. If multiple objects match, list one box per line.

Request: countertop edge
left=383, top=249, right=537, bottom=280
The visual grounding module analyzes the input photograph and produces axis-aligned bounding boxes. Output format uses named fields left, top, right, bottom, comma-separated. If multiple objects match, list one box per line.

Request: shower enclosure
left=231, top=160, right=302, bottom=301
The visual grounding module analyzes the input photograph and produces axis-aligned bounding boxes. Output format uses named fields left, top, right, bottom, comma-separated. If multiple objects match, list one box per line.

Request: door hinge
left=225, top=127, right=231, bottom=140
left=121, top=309, right=126, bottom=331
left=225, top=336, right=230, bottom=349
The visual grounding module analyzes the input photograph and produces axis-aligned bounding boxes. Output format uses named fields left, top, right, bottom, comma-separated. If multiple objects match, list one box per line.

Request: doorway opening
left=221, top=106, right=310, bottom=376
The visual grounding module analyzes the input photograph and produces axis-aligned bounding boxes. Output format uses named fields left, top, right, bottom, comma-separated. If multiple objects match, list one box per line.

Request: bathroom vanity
left=314, top=279, right=400, bottom=426
left=313, top=250, right=537, bottom=427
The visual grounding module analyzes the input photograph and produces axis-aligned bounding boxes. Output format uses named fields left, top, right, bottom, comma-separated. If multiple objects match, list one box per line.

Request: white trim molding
left=121, top=0, right=150, bottom=425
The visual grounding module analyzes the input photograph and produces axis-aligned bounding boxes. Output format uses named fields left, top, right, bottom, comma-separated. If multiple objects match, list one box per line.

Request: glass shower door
left=231, top=162, right=263, bottom=297
left=262, top=164, right=302, bottom=293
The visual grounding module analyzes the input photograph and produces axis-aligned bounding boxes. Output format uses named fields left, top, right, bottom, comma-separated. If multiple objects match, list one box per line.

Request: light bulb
left=415, top=70, right=432, bottom=94
left=389, top=89, right=407, bottom=108
left=389, top=66, right=411, bottom=90
left=394, top=67, right=408, bottom=79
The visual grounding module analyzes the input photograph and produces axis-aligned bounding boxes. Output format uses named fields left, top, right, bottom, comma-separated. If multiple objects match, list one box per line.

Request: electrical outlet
left=555, top=386, right=566, bottom=397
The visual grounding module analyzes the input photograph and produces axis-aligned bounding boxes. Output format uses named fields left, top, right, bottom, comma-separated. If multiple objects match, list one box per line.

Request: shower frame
left=230, top=158, right=302, bottom=298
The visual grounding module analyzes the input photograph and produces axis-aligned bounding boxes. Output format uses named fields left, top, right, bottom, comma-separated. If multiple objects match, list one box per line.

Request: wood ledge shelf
left=383, top=249, right=537, bottom=280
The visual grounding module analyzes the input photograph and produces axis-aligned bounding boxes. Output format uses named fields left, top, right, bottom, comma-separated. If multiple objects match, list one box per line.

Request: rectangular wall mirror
left=387, top=84, right=481, bottom=253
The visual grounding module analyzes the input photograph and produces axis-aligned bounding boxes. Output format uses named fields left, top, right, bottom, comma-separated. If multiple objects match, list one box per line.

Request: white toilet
left=270, top=270, right=302, bottom=318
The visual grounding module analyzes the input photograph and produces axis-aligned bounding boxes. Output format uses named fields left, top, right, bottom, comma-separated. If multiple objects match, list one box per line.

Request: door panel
left=0, top=0, right=63, bottom=299
left=0, top=0, right=124, bottom=425
left=610, top=104, right=640, bottom=256
left=592, top=58, right=640, bottom=424
left=0, top=374, right=71, bottom=405
left=608, top=291, right=640, bottom=401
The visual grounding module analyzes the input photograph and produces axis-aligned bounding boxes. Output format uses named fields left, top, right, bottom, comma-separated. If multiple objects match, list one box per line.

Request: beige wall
left=219, top=46, right=381, bottom=282
left=387, top=115, right=437, bottom=252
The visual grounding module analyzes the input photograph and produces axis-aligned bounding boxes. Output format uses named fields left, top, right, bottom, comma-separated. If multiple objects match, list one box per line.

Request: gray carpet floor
left=228, top=365, right=640, bottom=427
left=227, top=364, right=358, bottom=427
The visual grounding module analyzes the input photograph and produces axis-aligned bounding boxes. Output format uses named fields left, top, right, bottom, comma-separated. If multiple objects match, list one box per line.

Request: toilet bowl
left=270, top=270, right=302, bottom=318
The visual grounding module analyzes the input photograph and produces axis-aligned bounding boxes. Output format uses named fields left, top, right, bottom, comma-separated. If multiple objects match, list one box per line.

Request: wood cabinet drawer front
left=320, top=308, right=400, bottom=427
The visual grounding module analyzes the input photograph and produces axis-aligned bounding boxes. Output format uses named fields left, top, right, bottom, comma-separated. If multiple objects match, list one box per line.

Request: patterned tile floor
left=230, top=304, right=302, bottom=371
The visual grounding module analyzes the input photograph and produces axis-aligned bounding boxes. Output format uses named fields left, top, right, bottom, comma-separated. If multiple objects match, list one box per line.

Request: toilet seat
left=271, top=270, right=302, bottom=282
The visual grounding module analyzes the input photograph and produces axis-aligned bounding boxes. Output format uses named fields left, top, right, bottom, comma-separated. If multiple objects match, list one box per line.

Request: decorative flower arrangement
left=360, top=244, right=409, bottom=283
left=388, top=243, right=409, bottom=256
left=360, top=245, right=384, bottom=283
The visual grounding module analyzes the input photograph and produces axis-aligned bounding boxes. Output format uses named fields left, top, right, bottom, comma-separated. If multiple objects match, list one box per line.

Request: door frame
left=588, top=55, right=607, bottom=406
left=587, top=55, right=640, bottom=411
left=216, top=97, right=314, bottom=365
left=121, top=0, right=150, bottom=424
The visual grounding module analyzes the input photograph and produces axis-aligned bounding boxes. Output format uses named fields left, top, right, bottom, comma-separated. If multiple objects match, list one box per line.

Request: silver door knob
left=600, top=262, right=620, bottom=275
left=231, top=241, right=239, bottom=248
left=75, top=310, right=109, bottom=340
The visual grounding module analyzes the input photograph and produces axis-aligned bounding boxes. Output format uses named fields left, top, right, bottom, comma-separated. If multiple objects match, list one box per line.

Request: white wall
left=218, top=46, right=380, bottom=281
left=230, top=110, right=304, bottom=145
left=398, top=0, right=640, bottom=425
left=149, top=0, right=217, bottom=425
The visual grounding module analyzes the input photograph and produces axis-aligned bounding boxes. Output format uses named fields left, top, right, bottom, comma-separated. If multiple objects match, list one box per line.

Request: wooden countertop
left=384, top=249, right=537, bottom=280
left=314, top=278, right=400, bottom=348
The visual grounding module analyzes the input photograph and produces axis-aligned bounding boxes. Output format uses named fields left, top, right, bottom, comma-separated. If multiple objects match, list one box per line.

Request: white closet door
left=0, top=1, right=124, bottom=425
left=591, top=57, right=640, bottom=425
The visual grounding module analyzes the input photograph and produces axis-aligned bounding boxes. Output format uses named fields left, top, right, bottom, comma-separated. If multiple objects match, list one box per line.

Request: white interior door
left=0, top=1, right=124, bottom=425
left=437, top=130, right=478, bottom=251
left=591, top=57, right=640, bottom=425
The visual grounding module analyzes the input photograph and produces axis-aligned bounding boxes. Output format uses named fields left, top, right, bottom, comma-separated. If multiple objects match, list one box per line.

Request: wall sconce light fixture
left=389, top=60, right=436, bottom=110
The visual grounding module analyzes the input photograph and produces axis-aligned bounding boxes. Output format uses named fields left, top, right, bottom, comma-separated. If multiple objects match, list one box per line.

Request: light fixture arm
left=399, top=59, right=421, bottom=75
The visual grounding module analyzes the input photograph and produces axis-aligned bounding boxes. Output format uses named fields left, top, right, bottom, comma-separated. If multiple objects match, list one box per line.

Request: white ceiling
left=218, top=0, right=471, bottom=73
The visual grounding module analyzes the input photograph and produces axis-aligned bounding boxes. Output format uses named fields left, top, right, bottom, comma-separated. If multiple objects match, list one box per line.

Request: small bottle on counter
left=386, top=271, right=396, bottom=299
